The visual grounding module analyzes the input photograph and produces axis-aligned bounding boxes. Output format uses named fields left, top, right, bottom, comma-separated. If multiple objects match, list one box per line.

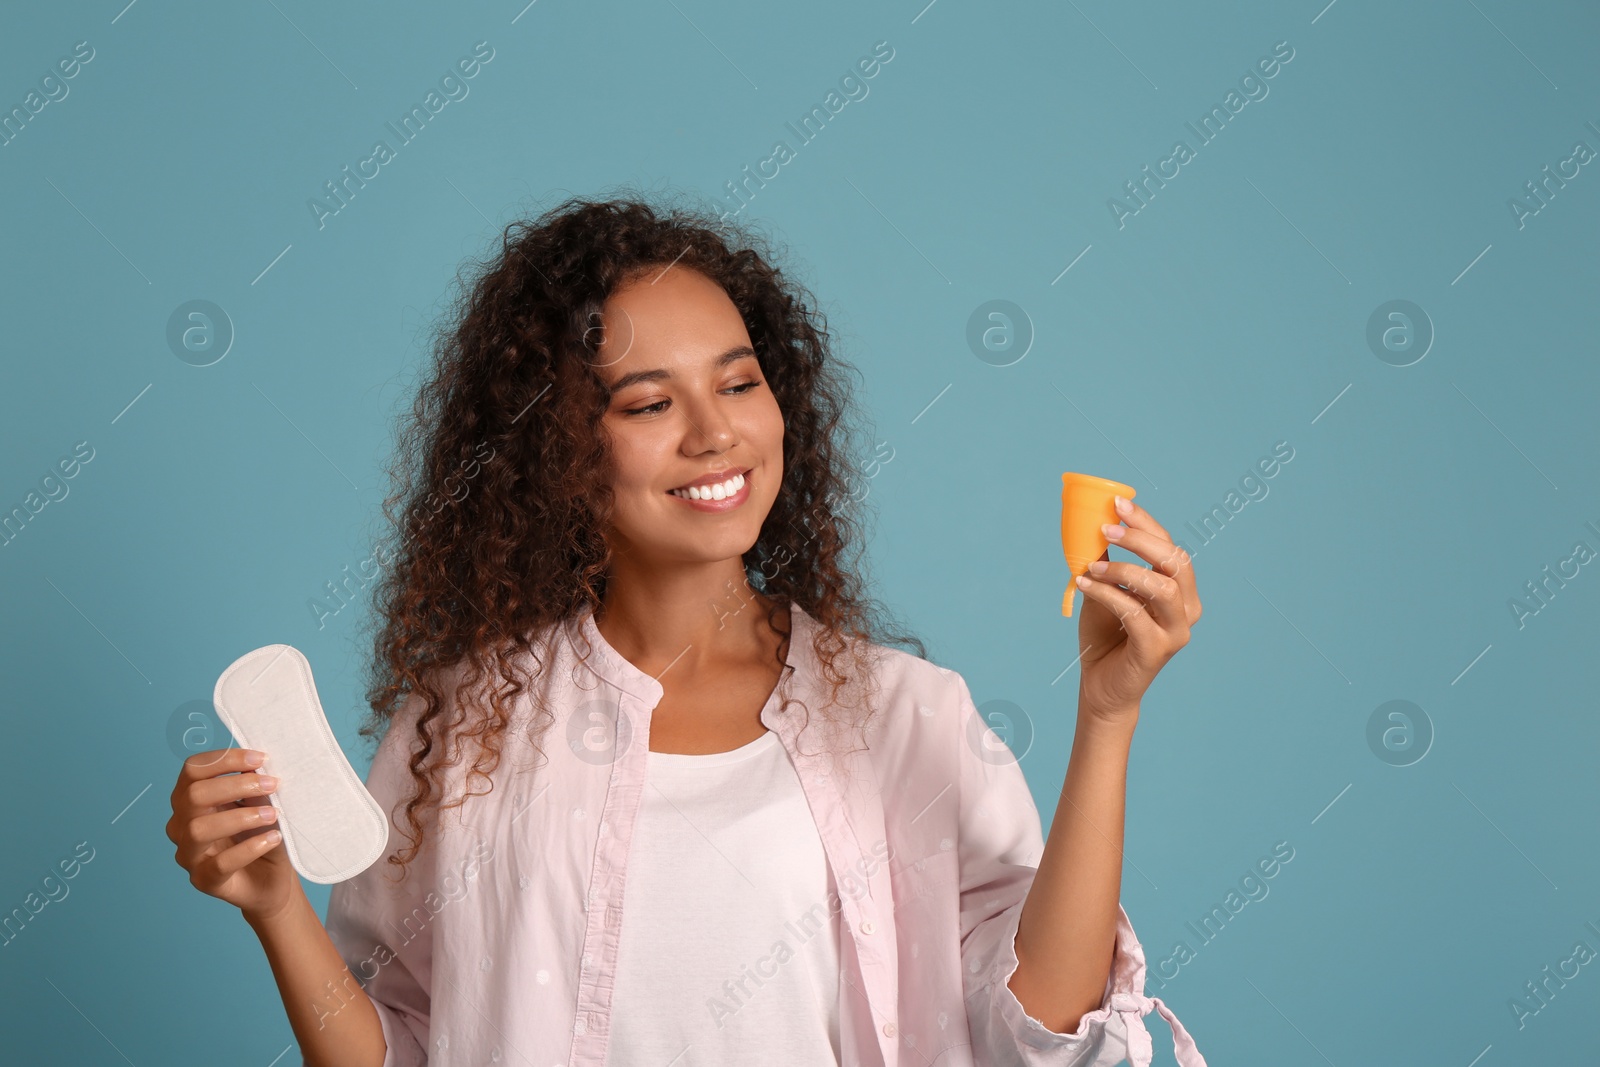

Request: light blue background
left=3, top=0, right=1597, bottom=1063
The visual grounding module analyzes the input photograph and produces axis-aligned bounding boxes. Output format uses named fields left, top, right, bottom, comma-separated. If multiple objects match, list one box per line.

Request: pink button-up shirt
left=320, top=600, right=1207, bottom=1067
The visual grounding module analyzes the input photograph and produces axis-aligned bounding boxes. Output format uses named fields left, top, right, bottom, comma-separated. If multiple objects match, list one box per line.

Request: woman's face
left=592, top=265, right=785, bottom=569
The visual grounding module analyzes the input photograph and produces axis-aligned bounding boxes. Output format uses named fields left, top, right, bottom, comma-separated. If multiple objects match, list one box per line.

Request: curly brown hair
left=356, top=190, right=927, bottom=878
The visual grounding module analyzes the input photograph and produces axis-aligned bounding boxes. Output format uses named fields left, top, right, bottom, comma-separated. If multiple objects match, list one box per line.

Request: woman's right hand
left=167, top=748, right=298, bottom=924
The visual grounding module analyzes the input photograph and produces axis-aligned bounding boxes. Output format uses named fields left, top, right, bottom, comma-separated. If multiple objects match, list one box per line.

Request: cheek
left=750, top=397, right=786, bottom=459
left=602, top=427, right=662, bottom=492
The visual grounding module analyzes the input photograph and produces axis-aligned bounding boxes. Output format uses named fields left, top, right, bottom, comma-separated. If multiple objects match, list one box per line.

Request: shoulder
left=869, top=641, right=966, bottom=704
left=364, top=649, right=509, bottom=780
left=832, top=635, right=978, bottom=748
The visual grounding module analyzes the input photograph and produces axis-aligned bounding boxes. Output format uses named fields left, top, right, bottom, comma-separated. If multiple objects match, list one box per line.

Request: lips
left=668, top=472, right=745, bottom=504
left=668, top=466, right=751, bottom=492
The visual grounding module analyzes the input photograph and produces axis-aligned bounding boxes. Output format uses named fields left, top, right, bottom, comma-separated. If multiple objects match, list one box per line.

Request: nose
left=679, top=393, right=740, bottom=457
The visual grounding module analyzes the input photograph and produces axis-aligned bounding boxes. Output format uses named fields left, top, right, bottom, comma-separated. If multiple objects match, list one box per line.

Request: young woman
left=167, top=196, right=1208, bottom=1067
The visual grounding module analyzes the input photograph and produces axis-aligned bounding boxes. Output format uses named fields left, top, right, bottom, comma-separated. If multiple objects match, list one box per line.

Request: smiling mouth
left=667, top=470, right=749, bottom=502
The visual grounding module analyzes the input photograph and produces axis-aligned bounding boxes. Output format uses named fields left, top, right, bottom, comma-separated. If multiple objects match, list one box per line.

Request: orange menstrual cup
left=1061, top=473, right=1136, bottom=616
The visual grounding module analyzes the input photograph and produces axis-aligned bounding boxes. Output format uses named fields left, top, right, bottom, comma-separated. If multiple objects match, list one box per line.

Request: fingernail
left=1090, top=560, right=1109, bottom=574
left=264, top=830, right=282, bottom=844
left=1102, top=523, right=1124, bottom=539
left=1077, top=575, right=1092, bottom=589
left=257, top=775, right=279, bottom=793
left=257, top=806, right=278, bottom=822
left=243, top=750, right=265, bottom=766
left=1114, top=495, right=1131, bottom=513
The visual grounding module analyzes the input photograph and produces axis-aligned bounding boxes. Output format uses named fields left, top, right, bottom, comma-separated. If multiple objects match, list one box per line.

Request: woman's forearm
left=1006, top=703, right=1137, bottom=1034
left=247, top=885, right=388, bottom=1067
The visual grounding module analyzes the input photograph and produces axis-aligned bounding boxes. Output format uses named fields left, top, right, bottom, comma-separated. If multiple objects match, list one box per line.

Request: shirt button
left=860, top=920, right=875, bottom=935
left=882, top=1022, right=897, bottom=1037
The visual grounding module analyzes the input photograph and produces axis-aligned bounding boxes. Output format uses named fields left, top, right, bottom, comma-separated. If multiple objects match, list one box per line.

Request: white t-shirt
left=604, top=728, right=842, bottom=1066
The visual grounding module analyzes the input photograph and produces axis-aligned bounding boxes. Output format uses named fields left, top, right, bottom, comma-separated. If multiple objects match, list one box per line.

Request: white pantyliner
left=212, top=644, right=388, bottom=884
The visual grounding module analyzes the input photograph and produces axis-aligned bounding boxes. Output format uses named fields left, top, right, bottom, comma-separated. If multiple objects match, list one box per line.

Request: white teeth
left=673, top=472, right=745, bottom=501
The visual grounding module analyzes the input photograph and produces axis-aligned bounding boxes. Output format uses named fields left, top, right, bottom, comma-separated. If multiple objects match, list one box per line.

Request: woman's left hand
left=1074, top=495, right=1202, bottom=725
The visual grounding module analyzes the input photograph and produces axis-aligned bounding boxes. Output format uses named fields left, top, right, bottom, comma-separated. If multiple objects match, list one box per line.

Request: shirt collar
left=564, top=597, right=821, bottom=705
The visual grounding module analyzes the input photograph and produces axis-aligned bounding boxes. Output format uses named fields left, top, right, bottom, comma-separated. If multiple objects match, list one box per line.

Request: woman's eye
left=620, top=381, right=760, bottom=417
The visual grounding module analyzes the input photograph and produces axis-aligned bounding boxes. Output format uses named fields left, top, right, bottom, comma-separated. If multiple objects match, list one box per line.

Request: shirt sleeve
left=951, top=671, right=1208, bottom=1067
left=310, top=693, right=435, bottom=1067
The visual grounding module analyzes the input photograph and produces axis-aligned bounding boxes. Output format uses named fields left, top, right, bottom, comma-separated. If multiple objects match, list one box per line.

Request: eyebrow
left=605, top=345, right=758, bottom=394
